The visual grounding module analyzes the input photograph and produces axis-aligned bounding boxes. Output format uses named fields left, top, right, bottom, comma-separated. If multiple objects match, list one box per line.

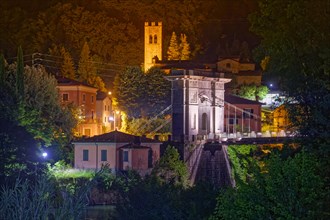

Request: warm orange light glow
left=108, top=91, right=112, bottom=95
left=115, top=110, right=120, bottom=114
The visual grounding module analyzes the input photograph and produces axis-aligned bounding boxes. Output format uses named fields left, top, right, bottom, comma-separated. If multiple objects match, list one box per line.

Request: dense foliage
left=0, top=0, right=258, bottom=65
left=250, top=0, right=330, bottom=152
left=0, top=175, right=94, bottom=220
left=116, top=146, right=218, bottom=220
left=211, top=151, right=327, bottom=219
left=114, top=66, right=171, bottom=118
left=236, top=83, right=269, bottom=101
left=0, top=52, right=77, bottom=182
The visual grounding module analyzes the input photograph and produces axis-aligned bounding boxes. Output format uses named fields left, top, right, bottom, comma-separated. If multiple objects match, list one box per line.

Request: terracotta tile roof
left=74, top=130, right=161, bottom=143
left=225, top=94, right=263, bottom=105
left=56, top=76, right=97, bottom=89
left=119, top=143, right=151, bottom=149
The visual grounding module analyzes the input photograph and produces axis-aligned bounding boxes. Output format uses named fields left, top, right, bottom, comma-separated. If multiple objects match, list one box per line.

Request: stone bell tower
left=144, top=21, right=162, bottom=72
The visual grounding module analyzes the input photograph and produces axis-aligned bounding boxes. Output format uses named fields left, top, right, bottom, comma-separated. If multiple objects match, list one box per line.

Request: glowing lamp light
left=269, top=83, right=273, bottom=87
left=109, top=116, right=114, bottom=121
left=42, top=152, right=48, bottom=158
left=108, top=91, right=112, bottom=95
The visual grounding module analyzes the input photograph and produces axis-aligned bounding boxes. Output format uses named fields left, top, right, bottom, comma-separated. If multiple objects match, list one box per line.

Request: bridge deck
left=219, top=136, right=296, bottom=145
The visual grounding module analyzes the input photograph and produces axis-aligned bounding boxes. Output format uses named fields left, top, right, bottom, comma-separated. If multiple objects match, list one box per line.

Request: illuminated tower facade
left=144, top=21, right=162, bottom=72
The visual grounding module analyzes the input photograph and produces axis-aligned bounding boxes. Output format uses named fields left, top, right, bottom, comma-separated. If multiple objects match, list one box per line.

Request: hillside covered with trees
left=0, top=0, right=258, bottom=74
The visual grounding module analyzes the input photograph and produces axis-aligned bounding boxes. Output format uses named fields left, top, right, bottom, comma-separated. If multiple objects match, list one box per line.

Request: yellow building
left=273, top=104, right=290, bottom=132
left=217, top=57, right=262, bottom=86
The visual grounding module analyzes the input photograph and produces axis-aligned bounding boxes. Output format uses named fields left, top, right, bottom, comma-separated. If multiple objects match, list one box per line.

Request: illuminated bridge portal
left=166, top=70, right=231, bottom=143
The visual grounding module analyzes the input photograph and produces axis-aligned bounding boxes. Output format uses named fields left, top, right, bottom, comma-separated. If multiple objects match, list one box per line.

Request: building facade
left=217, top=57, right=262, bottom=86
left=57, top=77, right=99, bottom=137
left=73, top=130, right=162, bottom=175
left=224, top=94, right=262, bottom=134
left=96, top=91, right=112, bottom=133
left=167, top=70, right=231, bottom=142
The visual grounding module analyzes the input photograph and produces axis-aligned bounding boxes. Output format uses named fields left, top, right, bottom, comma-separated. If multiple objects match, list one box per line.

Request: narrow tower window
left=154, top=35, right=157, bottom=44
left=202, top=113, right=208, bottom=130
left=149, top=35, right=153, bottom=44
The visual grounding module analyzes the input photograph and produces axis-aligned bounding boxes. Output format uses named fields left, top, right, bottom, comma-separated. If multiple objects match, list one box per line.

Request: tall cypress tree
left=16, top=46, right=24, bottom=98
left=60, top=46, right=76, bottom=80
left=78, top=41, right=96, bottom=83
left=180, top=34, right=191, bottom=60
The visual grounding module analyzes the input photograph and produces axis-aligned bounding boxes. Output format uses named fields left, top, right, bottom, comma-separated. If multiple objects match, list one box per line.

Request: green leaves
left=152, top=146, right=189, bottom=187
left=212, top=151, right=327, bottom=219
left=250, top=0, right=330, bottom=143
left=236, top=83, right=269, bottom=101
left=114, top=67, right=170, bottom=118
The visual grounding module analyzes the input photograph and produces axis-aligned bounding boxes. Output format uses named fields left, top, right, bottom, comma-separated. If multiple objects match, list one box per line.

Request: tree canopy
left=236, top=83, right=269, bottom=101
left=114, top=66, right=171, bottom=118
left=250, top=0, right=330, bottom=151
left=0, top=0, right=258, bottom=64
left=0, top=51, right=77, bottom=180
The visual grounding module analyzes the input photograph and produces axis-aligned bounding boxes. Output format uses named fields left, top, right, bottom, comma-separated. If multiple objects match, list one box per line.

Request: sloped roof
left=56, top=76, right=97, bottom=89
left=225, top=94, right=263, bottom=105
left=155, top=60, right=211, bottom=70
left=119, top=143, right=151, bottom=149
left=74, top=130, right=161, bottom=143
left=96, top=91, right=108, bottom=100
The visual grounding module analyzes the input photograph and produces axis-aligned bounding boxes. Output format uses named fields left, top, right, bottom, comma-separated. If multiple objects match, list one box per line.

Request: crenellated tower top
left=144, top=21, right=162, bottom=72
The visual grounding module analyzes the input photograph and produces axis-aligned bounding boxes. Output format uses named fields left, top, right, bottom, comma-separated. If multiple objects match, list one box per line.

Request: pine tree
left=16, top=46, right=24, bottom=98
left=167, top=32, right=180, bottom=60
left=60, top=47, right=76, bottom=79
left=180, top=34, right=191, bottom=60
left=77, top=42, right=107, bottom=91
left=77, top=41, right=97, bottom=83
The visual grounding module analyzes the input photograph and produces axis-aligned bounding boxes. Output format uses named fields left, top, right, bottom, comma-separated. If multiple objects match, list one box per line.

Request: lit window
left=63, top=94, right=69, bottom=101
left=123, top=151, right=128, bottom=162
left=83, top=150, right=89, bottom=161
left=101, top=150, right=107, bottom=161
left=154, top=35, right=157, bottom=44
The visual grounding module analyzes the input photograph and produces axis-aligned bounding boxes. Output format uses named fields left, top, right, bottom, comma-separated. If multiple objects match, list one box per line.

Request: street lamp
left=42, top=152, right=48, bottom=158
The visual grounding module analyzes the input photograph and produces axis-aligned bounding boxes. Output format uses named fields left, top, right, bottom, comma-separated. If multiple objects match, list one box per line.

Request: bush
left=211, top=152, right=327, bottom=219
left=0, top=175, right=93, bottom=220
